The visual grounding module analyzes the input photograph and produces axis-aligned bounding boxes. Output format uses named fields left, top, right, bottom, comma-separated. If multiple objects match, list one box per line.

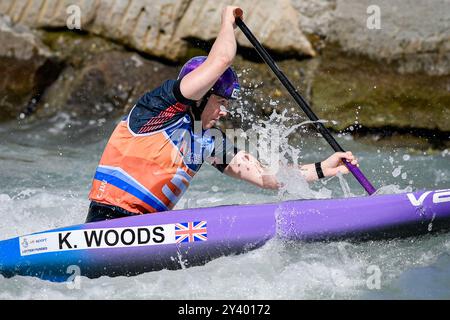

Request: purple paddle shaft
left=345, top=161, right=377, bottom=195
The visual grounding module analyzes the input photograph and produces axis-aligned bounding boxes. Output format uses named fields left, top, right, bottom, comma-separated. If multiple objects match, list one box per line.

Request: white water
left=0, top=108, right=449, bottom=299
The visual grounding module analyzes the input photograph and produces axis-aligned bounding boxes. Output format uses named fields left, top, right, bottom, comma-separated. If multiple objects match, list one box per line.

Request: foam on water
left=0, top=189, right=87, bottom=239
left=0, top=106, right=449, bottom=299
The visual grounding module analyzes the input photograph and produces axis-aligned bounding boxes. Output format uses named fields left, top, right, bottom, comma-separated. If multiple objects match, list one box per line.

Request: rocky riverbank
left=0, top=1, right=449, bottom=149
left=1, top=0, right=449, bottom=75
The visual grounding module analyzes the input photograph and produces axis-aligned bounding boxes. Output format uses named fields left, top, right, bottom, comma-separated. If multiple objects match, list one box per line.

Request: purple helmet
left=178, top=56, right=241, bottom=100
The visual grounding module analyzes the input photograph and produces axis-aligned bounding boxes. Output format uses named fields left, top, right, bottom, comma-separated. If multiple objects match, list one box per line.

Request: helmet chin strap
left=191, top=92, right=212, bottom=121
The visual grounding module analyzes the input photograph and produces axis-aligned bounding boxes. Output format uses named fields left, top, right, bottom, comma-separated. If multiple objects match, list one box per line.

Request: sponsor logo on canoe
left=407, top=189, right=450, bottom=207
left=19, top=221, right=208, bottom=257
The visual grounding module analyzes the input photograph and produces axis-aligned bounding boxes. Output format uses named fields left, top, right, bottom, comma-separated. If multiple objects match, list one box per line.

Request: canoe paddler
left=86, top=6, right=359, bottom=223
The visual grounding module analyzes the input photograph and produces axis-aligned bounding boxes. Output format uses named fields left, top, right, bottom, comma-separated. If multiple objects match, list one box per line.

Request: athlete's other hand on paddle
left=293, top=152, right=359, bottom=182
left=322, top=152, right=359, bottom=177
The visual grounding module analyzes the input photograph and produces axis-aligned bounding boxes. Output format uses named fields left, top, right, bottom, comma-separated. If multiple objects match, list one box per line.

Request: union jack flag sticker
left=175, top=221, right=207, bottom=243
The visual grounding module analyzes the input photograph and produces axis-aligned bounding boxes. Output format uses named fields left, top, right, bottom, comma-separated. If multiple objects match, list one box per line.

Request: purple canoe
left=1, top=189, right=449, bottom=282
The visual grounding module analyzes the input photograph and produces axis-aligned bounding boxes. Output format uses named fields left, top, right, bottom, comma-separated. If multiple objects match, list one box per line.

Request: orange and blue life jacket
left=89, top=80, right=235, bottom=215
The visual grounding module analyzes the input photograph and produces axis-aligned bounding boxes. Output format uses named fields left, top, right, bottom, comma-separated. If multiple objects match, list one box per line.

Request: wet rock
left=0, top=0, right=192, bottom=61
left=0, top=14, right=61, bottom=121
left=1, top=0, right=449, bottom=75
left=352, top=133, right=450, bottom=153
left=229, top=51, right=450, bottom=150
left=292, top=0, right=336, bottom=48
left=311, top=49, right=450, bottom=133
left=329, top=0, right=450, bottom=76
left=34, top=32, right=178, bottom=120
left=0, top=0, right=315, bottom=62
left=177, top=0, right=315, bottom=57
left=1, top=3, right=448, bottom=149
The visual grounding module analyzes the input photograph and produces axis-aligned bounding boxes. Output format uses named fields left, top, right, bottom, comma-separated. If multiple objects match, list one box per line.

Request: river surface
left=0, top=110, right=449, bottom=300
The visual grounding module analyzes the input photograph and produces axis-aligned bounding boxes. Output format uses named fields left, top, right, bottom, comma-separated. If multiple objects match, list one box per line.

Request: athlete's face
left=201, top=94, right=229, bottom=129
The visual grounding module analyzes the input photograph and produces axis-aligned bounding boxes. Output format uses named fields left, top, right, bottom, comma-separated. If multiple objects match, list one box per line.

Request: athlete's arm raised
left=223, top=151, right=359, bottom=190
left=179, top=6, right=241, bottom=101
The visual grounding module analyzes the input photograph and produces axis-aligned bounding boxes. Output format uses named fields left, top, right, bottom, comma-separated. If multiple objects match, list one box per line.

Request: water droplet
left=392, top=166, right=403, bottom=178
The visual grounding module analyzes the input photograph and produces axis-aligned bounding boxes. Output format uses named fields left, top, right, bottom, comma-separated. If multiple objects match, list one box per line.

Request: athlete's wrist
left=221, top=18, right=237, bottom=31
left=298, top=164, right=316, bottom=183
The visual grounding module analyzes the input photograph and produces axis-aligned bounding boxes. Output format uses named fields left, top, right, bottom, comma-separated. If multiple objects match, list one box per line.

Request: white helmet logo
left=231, top=88, right=240, bottom=99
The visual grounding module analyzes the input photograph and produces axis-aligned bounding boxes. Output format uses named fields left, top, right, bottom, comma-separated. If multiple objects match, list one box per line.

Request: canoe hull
left=1, top=190, right=449, bottom=282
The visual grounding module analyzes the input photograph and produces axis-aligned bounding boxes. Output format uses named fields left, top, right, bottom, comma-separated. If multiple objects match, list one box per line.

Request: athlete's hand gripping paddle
left=233, top=8, right=377, bottom=195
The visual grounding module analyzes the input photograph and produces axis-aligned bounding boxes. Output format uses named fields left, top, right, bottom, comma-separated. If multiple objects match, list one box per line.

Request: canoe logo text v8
left=407, top=190, right=450, bottom=207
